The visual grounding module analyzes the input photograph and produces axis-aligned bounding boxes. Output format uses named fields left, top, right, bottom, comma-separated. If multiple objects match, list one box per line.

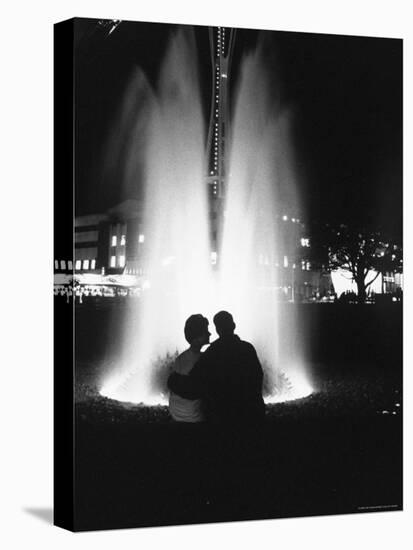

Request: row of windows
left=110, top=255, right=125, bottom=268
left=110, top=234, right=145, bottom=247
left=56, top=256, right=311, bottom=272
left=256, top=256, right=311, bottom=270
left=55, top=260, right=97, bottom=271
left=111, top=234, right=126, bottom=247
left=55, top=260, right=73, bottom=271
left=126, top=267, right=144, bottom=276
left=284, top=258, right=311, bottom=271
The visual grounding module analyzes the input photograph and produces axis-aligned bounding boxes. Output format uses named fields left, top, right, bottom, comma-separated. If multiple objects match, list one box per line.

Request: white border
left=1, top=1, right=410, bottom=548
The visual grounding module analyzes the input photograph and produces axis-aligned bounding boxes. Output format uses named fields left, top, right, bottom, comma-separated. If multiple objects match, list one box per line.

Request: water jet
left=100, top=27, right=313, bottom=405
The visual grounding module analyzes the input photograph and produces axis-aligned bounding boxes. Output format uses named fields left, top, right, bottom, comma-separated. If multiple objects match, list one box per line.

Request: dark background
left=74, top=19, right=402, bottom=240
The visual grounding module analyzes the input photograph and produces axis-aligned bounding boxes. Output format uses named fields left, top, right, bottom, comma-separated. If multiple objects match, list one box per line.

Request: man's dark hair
left=213, top=310, right=236, bottom=336
left=184, top=314, right=209, bottom=344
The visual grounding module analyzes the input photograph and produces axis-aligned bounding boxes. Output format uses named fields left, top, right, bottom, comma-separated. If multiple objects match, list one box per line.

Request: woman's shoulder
left=174, top=348, right=200, bottom=374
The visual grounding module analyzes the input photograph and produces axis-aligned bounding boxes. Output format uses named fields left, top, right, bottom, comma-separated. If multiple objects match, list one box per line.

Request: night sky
left=75, top=18, right=402, bottom=241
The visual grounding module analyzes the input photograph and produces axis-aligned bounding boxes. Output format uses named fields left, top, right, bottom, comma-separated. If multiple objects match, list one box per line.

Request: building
left=54, top=195, right=331, bottom=301
left=54, top=199, right=144, bottom=280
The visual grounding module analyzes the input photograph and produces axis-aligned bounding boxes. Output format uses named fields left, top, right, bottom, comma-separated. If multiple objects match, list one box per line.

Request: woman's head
left=184, top=314, right=210, bottom=347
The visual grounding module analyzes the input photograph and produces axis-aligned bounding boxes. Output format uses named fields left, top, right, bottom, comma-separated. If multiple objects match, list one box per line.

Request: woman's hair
left=184, top=314, right=209, bottom=343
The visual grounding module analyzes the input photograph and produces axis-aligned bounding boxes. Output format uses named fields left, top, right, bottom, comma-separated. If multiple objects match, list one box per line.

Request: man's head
left=184, top=314, right=210, bottom=347
left=213, top=310, right=236, bottom=337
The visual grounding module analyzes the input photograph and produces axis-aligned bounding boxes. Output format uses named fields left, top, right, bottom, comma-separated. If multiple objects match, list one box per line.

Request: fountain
left=100, top=27, right=312, bottom=405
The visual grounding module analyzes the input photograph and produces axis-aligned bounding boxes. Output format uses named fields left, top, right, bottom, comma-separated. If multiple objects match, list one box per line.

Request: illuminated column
left=206, top=26, right=236, bottom=255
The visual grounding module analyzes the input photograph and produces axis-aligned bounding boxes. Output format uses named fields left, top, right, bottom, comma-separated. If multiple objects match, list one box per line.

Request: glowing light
left=331, top=269, right=382, bottom=296
left=100, top=30, right=311, bottom=407
left=282, top=215, right=288, bottom=221
left=264, top=370, right=313, bottom=403
left=138, top=234, right=145, bottom=243
left=161, top=256, right=175, bottom=267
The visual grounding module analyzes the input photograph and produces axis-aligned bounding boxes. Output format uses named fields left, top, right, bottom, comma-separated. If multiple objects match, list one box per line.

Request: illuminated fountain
left=100, top=29, right=312, bottom=405
left=218, top=44, right=312, bottom=402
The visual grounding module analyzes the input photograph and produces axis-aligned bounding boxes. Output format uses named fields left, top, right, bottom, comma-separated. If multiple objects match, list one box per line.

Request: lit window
left=68, top=261, right=73, bottom=270
left=139, top=234, right=145, bottom=244
left=120, top=235, right=126, bottom=246
left=54, top=260, right=59, bottom=270
left=283, top=256, right=289, bottom=268
left=119, top=255, right=125, bottom=268
left=83, top=260, right=89, bottom=270
left=75, top=260, right=81, bottom=270
left=111, top=235, right=117, bottom=246
left=306, top=261, right=311, bottom=271
left=301, top=260, right=306, bottom=270
left=91, top=260, right=96, bottom=270
left=110, top=256, right=116, bottom=268
left=301, top=238, right=310, bottom=247
left=60, top=260, right=66, bottom=270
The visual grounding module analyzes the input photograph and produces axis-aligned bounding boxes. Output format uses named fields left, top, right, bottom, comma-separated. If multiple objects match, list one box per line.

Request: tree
left=324, top=224, right=402, bottom=304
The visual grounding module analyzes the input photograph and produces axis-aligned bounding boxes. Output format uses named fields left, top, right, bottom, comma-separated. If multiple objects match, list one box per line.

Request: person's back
left=197, top=333, right=265, bottom=425
left=169, top=348, right=204, bottom=423
left=168, top=314, right=210, bottom=423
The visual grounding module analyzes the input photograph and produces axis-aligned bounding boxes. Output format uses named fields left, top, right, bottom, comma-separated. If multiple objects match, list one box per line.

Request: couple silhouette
left=168, top=311, right=265, bottom=426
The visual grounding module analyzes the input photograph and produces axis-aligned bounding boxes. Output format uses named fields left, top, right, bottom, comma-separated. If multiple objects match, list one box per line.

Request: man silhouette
left=168, top=310, right=265, bottom=426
